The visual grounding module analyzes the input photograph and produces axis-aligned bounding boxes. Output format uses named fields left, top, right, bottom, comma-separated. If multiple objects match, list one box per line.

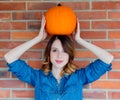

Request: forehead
left=51, top=39, right=63, bottom=48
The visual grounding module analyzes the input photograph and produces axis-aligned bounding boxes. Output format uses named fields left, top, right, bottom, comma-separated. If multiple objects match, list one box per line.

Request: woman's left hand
left=73, top=18, right=81, bottom=42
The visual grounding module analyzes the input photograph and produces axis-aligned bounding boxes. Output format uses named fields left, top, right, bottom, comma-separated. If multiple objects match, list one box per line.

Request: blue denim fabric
left=7, top=59, right=112, bottom=100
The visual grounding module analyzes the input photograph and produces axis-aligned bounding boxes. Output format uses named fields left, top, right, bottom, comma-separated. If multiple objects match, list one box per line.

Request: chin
left=54, top=63, right=66, bottom=69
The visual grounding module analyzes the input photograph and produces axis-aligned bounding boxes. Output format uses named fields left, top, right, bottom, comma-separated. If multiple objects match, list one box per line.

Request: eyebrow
left=51, top=47, right=58, bottom=49
left=51, top=47, right=65, bottom=52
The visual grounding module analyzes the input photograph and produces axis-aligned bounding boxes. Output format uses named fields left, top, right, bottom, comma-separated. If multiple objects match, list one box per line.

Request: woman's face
left=50, top=39, right=69, bottom=69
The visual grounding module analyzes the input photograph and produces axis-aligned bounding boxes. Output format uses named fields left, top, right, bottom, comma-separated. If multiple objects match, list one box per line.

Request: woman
left=4, top=16, right=114, bottom=100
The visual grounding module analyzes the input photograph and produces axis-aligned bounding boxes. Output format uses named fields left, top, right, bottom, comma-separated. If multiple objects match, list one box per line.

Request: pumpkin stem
left=57, top=3, right=62, bottom=6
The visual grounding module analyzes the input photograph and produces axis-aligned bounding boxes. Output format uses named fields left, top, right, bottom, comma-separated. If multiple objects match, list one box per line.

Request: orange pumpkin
left=45, top=4, right=77, bottom=35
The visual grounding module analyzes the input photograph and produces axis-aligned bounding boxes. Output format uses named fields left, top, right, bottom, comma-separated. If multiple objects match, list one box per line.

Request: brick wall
left=0, top=0, right=120, bottom=100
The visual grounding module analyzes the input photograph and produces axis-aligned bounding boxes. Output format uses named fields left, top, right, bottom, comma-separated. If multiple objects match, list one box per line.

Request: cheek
left=50, top=52, right=56, bottom=62
left=50, top=52, right=56, bottom=58
left=64, top=54, right=69, bottom=62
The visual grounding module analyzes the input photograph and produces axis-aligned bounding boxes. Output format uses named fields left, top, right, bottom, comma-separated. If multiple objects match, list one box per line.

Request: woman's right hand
left=38, top=15, right=47, bottom=41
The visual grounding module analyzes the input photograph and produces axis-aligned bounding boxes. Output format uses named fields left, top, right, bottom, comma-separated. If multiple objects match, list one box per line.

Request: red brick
left=81, top=31, right=106, bottom=39
left=0, top=90, right=10, bottom=98
left=112, top=52, right=120, bottom=60
left=0, top=60, right=7, bottom=68
left=0, top=32, right=10, bottom=39
left=28, top=60, right=42, bottom=69
left=0, top=42, right=11, bottom=49
left=74, top=41, right=84, bottom=49
left=0, top=41, right=47, bottom=49
left=92, top=21, right=120, bottom=29
left=0, top=80, right=25, bottom=88
left=92, top=81, right=120, bottom=89
left=0, top=51, right=6, bottom=58
left=32, top=41, right=47, bottom=49
left=80, top=21, right=90, bottom=29
left=0, top=71, right=10, bottom=78
left=92, top=2, right=120, bottom=9
left=28, top=21, right=40, bottom=30
left=0, top=13, right=11, bottom=20
left=22, top=51, right=42, bottom=59
left=0, top=0, right=10, bottom=1
left=28, top=2, right=89, bottom=12
left=12, top=22, right=26, bottom=30
left=0, top=2, right=25, bottom=10
left=108, top=71, right=120, bottom=79
left=12, top=90, right=34, bottom=98
left=76, top=11, right=106, bottom=20
left=92, top=41, right=120, bottom=49
left=12, top=31, right=38, bottom=39
left=73, top=60, right=90, bottom=68
left=83, top=91, right=106, bottom=99
left=109, top=92, right=120, bottom=99
left=27, top=84, right=34, bottom=88
left=112, top=61, right=120, bottom=70
left=100, top=74, right=106, bottom=79
left=12, top=12, right=42, bottom=20
left=108, top=31, right=120, bottom=39
left=108, top=12, right=120, bottom=19
left=0, top=22, right=26, bottom=30
left=75, top=50, right=96, bottom=58
left=0, top=41, right=24, bottom=49
left=28, top=2, right=56, bottom=10
left=61, top=2, right=90, bottom=10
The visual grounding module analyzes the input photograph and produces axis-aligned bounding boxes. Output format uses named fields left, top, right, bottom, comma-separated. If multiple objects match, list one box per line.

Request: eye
left=52, top=49, right=57, bottom=52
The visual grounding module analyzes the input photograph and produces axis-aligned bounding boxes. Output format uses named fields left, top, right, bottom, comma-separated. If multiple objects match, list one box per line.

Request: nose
left=58, top=52, right=62, bottom=58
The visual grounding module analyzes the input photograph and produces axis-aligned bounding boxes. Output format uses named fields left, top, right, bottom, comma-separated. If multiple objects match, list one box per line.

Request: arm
left=74, top=19, right=114, bottom=64
left=4, top=16, right=47, bottom=63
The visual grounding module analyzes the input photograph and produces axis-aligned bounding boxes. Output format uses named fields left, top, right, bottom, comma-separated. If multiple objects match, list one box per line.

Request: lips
left=55, top=60, right=63, bottom=64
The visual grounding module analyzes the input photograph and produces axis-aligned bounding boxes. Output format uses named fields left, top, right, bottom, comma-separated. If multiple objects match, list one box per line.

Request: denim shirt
left=7, top=59, right=112, bottom=100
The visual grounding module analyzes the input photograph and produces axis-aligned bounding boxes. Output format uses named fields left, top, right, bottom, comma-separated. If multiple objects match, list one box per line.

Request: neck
left=52, top=66, right=63, bottom=82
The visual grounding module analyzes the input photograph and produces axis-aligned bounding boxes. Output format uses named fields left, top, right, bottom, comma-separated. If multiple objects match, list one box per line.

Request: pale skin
left=4, top=16, right=114, bottom=82
left=50, top=39, right=69, bottom=82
